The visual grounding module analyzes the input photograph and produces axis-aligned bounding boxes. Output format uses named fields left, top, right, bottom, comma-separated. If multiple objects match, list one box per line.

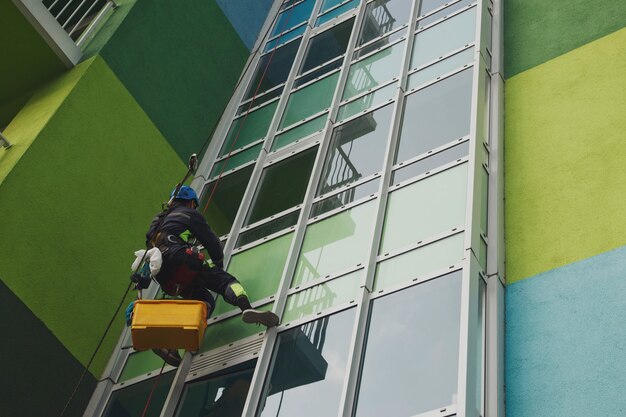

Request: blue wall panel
left=506, top=245, right=626, bottom=416
left=216, top=0, right=274, bottom=50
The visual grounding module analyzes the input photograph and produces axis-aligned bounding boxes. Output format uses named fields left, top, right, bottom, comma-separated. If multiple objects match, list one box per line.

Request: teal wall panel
left=100, top=0, right=249, bottom=160
left=506, top=246, right=626, bottom=416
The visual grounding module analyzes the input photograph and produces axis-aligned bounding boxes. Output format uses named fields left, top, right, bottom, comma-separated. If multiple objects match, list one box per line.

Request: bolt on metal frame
left=90, top=0, right=504, bottom=415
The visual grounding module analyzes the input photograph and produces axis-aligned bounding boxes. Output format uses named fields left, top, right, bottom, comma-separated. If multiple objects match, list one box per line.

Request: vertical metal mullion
left=238, top=0, right=342, bottom=416
left=485, top=0, right=504, bottom=415
left=336, top=0, right=423, bottom=416
left=219, top=2, right=322, bottom=264
left=458, top=0, right=488, bottom=414
left=158, top=353, right=194, bottom=417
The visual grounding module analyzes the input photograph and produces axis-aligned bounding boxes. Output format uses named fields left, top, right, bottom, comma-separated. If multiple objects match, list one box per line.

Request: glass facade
left=97, top=1, right=502, bottom=416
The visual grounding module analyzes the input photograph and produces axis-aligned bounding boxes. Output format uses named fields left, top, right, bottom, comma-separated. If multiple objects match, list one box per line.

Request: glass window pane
left=293, top=200, right=377, bottom=287
left=343, top=41, right=405, bottom=100
left=355, top=271, right=462, bottom=417
left=104, top=372, right=176, bottom=417
left=301, top=19, right=354, bottom=75
left=119, top=350, right=176, bottom=382
left=257, top=309, right=356, bottom=417
left=281, top=73, right=339, bottom=128
left=245, top=40, right=301, bottom=100
left=318, top=104, right=393, bottom=195
left=175, top=362, right=256, bottom=417
left=283, top=270, right=362, bottom=323
left=272, top=113, right=327, bottom=151
left=311, top=178, right=380, bottom=218
left=238, top=88, right=283, bottom=116
left=396, top=68, right=473, bottom=164
left=354, top=27, right=406, bottom=60
left=392, top=140, right=470, bottom=185
left=212, top=233, right=294, bottom=317
left=202, top=165, right=254, bottom=237
left=237, top=211, right=300, bottom=247
left=211, top=144, right=261, bottom=178
left=337, top=82, right=397, bottom=122
left=265, top=25, right=306, bottom=52
left=418, top=0, right=473, bottom=29
left=201, top=303, right=274, bottom=353
left=320, top=0, right=344, bottom=13
left=221, top=101, right=278, bottom=156
left=417, top=0, right=449, bottom=16
left=271, top=0, right=315, bottom=37
left=411, top=7, right=477, bottom=69
left=374, top=232, right=464, bottom=291
left=381, top=163, right=468, bottom=253
left=408, top=47, right=474, bottom=88
left=315, top=0, right=359, bottom=27
left=358, top=0, right=412, bottom=45
left=246, top=147, right=318, bottom=224
left=295, top=58, right=344, bottom=88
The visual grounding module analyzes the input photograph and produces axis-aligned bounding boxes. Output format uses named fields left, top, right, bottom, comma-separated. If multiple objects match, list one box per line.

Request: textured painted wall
left=99, top=0, right=249, bottom=160
left=504, top=0, right=626, bottom=77
left=216, top=0, right=274, bottom=50
left=505, top=27, right=626, bottom=283
left=0, top=59, right=88, bottom=183
left=0, top=280, right=95, bottom=417
left=0, top=0, right=66, bottom=126
left=506, top=245, right=626, bottom=416
left=0, top=56, right=185, bottom=377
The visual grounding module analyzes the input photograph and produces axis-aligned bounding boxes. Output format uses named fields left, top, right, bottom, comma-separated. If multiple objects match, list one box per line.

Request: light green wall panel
left=283, top=270, right=362, bottom=323
left=221, top=101, right=278, bottom=155
left=0, top=56, right=185, bottom=376
left=273, top=113, right=327, bottom=151
left=381, top=163, right=467, bottom=253
left=281, top=73, right=339, bottom=128
left=201, top=303, right=274, bottom=353
left=505, top=27, right=626, bottom=283
left=293, top=201, right=377, bottom=287
left=213, top=232, right=294, bottom=316
left=119, top=351, right=178, bottom=382
left=374, top=233, right=465, bottom=291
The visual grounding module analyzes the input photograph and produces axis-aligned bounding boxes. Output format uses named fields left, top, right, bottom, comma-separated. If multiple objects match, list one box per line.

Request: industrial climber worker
left=144, top=185, right=279, bottom=366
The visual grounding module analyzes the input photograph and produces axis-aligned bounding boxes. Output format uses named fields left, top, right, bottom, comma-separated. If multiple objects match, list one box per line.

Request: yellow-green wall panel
left=0, top=56, right=185, bottom=376
left=505, top=27, right=626, bottom=283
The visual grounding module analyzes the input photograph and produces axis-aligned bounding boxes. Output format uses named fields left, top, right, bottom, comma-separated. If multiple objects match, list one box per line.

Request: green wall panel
left=504, top=0, right=626, bottom=78
left=0, top=56, right=185, bottom=376
left=119, top=350, right=178, bottom=382
left=100, top=0, right=249, bottom=160
left=0, top=0, right=66, bottom=127
left=213, top=232, right=294, bottom=316
left=505, top=27, right=626, bottom=283
left=0, top=279, right=95, bottom=417
left=1, top=59, right=89, bottom=184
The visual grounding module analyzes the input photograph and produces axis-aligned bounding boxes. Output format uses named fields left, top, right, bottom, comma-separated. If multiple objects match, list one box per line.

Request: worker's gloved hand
left=130, top=273, right=151, bottom=290
left=125, top=301, right=136, bottom=326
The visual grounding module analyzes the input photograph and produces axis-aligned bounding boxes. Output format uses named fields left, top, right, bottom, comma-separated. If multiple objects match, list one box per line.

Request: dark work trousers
left=156, top=247, right=244, bottom=316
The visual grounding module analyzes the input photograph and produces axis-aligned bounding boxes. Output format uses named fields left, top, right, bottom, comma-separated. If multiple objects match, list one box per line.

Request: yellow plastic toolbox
left=131, top=300, right=207, bottom=351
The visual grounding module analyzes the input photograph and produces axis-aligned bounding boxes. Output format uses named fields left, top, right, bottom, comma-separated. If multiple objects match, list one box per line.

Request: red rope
left=141, top=360, right=167, bottom=417
left=202, top=3, right=298, bottom=214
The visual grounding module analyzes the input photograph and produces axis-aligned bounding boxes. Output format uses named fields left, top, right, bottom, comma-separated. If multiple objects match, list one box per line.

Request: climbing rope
left=202, top=3, right=297, bottom=214
left=140, top=361, right=167, bottom=417
left=60, top=4, right=296, bottom=416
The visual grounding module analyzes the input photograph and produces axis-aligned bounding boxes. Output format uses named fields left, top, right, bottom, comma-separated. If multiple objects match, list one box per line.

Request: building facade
left=2, top=0, right=625, bottom=416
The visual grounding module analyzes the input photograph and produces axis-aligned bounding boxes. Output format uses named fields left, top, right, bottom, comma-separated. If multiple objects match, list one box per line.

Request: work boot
left=242, top=309, right=280, bottom=328
left=152, top=349, right=182, bottom=367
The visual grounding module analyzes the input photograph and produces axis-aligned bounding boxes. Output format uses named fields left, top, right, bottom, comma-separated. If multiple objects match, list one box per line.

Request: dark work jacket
left=145, top=203, right=224, bottom=267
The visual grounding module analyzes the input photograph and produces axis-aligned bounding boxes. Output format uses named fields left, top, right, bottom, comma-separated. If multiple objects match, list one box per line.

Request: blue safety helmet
left=171, top=185, right=199, bottom=205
